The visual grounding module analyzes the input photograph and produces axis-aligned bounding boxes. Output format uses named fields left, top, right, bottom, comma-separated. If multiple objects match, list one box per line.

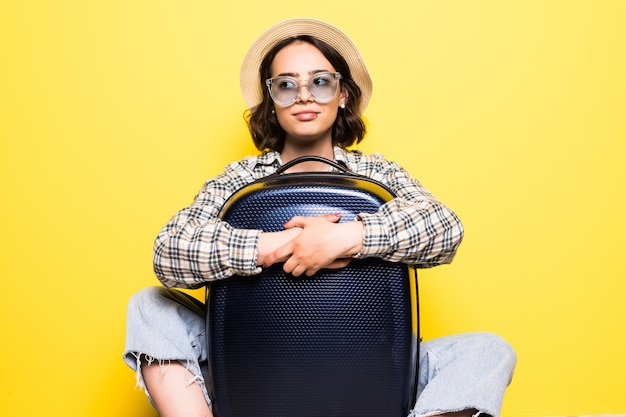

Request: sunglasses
left=265, top=71, right=342, bottom=106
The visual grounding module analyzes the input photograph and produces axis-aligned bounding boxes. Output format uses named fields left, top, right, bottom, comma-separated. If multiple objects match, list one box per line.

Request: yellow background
left=1, top=1, right=624, bottom=416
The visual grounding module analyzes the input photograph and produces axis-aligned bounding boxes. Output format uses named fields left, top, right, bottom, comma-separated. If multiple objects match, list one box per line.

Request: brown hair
left=245, top=35, right=366, bottom=152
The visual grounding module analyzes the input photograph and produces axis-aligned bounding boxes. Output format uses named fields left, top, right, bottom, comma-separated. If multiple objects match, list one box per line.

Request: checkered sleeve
left=351, top=153, right=464, bottom=268
left=152, top=159, right=267, bottom=289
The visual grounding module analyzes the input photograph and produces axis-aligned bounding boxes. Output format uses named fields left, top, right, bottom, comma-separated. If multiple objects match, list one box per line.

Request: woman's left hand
left=262, top=213, right=364, bottom=277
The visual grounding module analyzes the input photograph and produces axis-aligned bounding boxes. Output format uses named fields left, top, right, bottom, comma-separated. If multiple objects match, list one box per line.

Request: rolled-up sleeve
left=152, top=160, right=267, bottom=289
left=351, top=154, right=464, bottom=267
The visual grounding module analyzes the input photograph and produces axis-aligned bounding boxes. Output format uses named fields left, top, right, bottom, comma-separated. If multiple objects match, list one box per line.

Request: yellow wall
left=1, top=1, right=624, bottom=416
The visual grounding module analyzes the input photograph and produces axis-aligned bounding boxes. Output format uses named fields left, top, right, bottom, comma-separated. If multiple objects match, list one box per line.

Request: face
left=269, top=41, right=347, bottom=147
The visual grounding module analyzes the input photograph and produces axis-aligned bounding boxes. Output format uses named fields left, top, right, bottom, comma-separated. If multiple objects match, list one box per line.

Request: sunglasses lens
left=270, top=78, right=299, bottom=104
left=308, top=73, right=338, bottom=102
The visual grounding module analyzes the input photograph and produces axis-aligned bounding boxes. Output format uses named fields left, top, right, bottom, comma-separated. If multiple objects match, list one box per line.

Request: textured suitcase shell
left=207, top=157, right=419, bottom=417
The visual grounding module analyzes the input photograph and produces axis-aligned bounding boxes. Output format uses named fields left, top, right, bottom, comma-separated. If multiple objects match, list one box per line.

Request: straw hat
left=239, top=18, right=372, bottom=115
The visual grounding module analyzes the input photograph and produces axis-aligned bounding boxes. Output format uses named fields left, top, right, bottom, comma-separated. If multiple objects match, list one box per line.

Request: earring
left=271, top=109, right=275, bottom=114
left=339, top=104, right=345, bottom=109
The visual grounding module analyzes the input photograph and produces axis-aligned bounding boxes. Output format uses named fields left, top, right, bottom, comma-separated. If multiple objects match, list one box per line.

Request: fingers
left=283, top=257, right=352, bottom=277
left=262, top=240, right=294, bottom=268
left=283, top=212, right=341, bottom=229
left=257, top=228, right=301, bottom=267
left=328, top=258, right=352, bottom=269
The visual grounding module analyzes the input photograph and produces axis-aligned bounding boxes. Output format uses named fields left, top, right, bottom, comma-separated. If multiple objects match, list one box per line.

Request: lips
left=293, top=110, right=319, bottom=121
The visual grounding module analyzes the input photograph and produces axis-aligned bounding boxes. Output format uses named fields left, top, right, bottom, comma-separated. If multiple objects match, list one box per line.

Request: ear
left=340, top=88, right=349, bottom=108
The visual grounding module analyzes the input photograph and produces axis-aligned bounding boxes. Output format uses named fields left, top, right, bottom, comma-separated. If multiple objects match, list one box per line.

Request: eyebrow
left=275, top=69, right=331, bottom=78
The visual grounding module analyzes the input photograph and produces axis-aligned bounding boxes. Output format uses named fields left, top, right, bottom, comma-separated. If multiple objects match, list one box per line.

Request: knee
left=127, top=286, right=170, bottom=315
left=472, top=332, right=517, bottom=369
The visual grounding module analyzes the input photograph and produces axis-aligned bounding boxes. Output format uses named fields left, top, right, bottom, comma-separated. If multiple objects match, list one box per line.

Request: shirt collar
left=252, top=146, right=352, bottom=170
left=332, top=146, right=351, bottom=168
left=254, top=150, right=282, bottom=168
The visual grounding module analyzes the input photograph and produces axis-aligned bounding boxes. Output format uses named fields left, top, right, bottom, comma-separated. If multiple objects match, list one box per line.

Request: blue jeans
left=124, top=286, right=516, bottom=417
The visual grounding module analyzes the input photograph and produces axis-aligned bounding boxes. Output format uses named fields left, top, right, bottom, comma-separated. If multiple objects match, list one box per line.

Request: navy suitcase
left=207, top=156, right=419, bottom=417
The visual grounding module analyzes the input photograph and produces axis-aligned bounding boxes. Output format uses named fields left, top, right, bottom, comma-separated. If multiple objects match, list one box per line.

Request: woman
left=124, top=18, right=516, bottom=417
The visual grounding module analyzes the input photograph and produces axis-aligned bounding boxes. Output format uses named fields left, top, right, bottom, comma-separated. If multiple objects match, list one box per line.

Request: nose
left=296, top=83, right=314, bottom=103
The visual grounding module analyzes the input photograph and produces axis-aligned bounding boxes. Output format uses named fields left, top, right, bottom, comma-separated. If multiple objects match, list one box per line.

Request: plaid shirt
left=153, top=147, right=464, bottom=288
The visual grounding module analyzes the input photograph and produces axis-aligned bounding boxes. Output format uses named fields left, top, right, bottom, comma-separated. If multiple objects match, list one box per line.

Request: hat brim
left=240, top=18, right=372, bottom=116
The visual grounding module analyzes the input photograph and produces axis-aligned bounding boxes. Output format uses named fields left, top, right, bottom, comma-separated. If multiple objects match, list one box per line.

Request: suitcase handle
left=275, top=156, right=350, bottom=175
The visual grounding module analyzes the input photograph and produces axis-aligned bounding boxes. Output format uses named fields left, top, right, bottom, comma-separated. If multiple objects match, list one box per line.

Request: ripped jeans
left=123, top=286, right=517, bottom=417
